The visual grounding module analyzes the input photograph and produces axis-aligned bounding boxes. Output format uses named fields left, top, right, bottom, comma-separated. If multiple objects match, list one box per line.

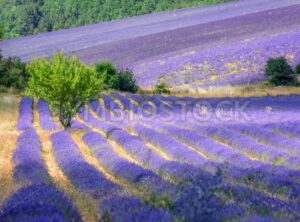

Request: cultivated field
left=1, top=93, right=300, bottom=221
left=1, top=0, right=300, bottom=90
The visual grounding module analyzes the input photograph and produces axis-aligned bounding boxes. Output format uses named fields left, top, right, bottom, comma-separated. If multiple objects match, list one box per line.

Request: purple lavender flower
left=37, top=100, right=61, bottom=130
left=13, top=129, right=50, bottom=184
left=0, top=184, right=81, bottom=222
left=17, top=97, right=34, bottom=131
left=100, top=195, right=173, bottom=222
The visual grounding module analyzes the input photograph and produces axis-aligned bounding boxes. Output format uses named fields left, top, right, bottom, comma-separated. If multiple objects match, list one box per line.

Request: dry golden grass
left=0, top=95, right=20, bottom=205
left=140, top=83, right=300, bottom=98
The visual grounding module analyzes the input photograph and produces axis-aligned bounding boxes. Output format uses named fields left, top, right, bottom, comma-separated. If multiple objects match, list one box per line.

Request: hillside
left=0, top=0, right=232, bottom=39
left=1, top=0, right=300, bottom=91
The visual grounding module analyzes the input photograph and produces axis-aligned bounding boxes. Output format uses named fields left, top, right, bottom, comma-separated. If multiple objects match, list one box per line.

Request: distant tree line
left=0, top=0, right=232, bottom=39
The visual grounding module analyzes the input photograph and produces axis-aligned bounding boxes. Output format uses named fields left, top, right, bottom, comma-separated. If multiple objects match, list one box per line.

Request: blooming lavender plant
left=203, top=126, right=300, bottom=168
left=100, top=195, right=173, bottom=222
left=37, top=100, right=61, bottom=130
left=16, top=97, right=34, bottom=131
left=13, top=129, right=50, bottom=184
left=0, top=184, right=81, bottom=222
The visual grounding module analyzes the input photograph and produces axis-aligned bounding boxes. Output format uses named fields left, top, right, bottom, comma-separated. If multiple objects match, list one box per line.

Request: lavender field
left=1, top=93, right=300, bottom=221
left=1, top=0, right=300, bottom=89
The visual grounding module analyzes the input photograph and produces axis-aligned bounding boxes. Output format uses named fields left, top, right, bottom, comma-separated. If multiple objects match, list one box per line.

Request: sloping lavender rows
left=203, top=127, right=300, bottom=168
left=83, top=131, right=175, bottom=194
left=13, top=129, right=50, bottom=184
left=144, top=121, right=255, bottom=167
left=16, top=97, right=34, bottom=131
left=50, top=131, right=120, bottom=198
left=233, top=124, right=300, bottom=156
left=266, top=121, right=300, bottom=140
left=79, top=109, right=212, bottom=180
left=126, top=94, right=155, bottom=112
left=78, top=107, right=121, bottom=134
left=148, top=122, right=300, bottom=204
left=112, top=92, right=139, bottom=113
left=37, top=100, right=61, bottom=130
left=90, top=100, right=111, bottom=119
left=132, top=123, right=211, bottom=167
left=102, top=94, right=122, bottom=111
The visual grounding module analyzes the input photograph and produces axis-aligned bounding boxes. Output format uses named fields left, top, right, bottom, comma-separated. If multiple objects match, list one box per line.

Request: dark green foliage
left=117, top=69, right=138, bottom=93
left=296, top=63, right=300, bottom=74
left=0, top=55, right=29, bottom=90
left=154, top=82, right=170, bottom=94
left=95, top=61, right=119, bottom=90
left=95, top=62, right=138, bottom=93
left=0, top=0, right=233, bottom=39
left=0, top=23, right=4, bottom=40
left=265, top=57, right=298, bottom=86
left=26, top=53, right=103, bottom=127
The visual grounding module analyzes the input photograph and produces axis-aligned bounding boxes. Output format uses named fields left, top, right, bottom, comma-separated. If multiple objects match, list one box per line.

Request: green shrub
left=95, top=61, right=138, bottom=93
left=27, top=53, right=103, bottom=128
left=296, top=63, right=300, bottom=74
left=117, top=69, right=138, bottom=93
left=0, top=55, right=29, bottom=90
left=265, top=57, right=298, bottom=86
left=95, top=61, right=119, bottom=90
left=154, top=82, right=170, bottom=94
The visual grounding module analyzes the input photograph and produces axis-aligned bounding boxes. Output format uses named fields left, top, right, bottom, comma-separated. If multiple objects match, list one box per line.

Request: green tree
left=265, top=57, right=298, bottom=86
left=26, top=53, right=103, bottom=127
left=0, top=56, right=29, bottom=90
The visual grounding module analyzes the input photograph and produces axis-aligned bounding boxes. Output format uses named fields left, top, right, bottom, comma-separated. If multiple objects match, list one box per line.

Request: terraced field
left=1, top=93, right=300, bottom=221
left=1, top=0, right=300, bottom=89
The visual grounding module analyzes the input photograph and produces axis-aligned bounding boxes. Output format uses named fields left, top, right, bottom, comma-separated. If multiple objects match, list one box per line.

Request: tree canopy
left=26, top=53, right=103, bottom=127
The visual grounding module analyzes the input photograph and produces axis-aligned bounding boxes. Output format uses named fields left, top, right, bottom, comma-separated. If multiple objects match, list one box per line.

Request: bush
left=296, top=63, right=300, bottom=74
left=95, top=61, right=138, bottom=93
left=27, top=53, right=103, bottom=128
left=95, top=61, right=119, bottom=89
left=154, top=82, right=170, bottom=94
left=0, top=55, right=29, bottom=90
left=117, top=69, right=138, bottom=93
left=265, top=57, right=298, bottom=86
